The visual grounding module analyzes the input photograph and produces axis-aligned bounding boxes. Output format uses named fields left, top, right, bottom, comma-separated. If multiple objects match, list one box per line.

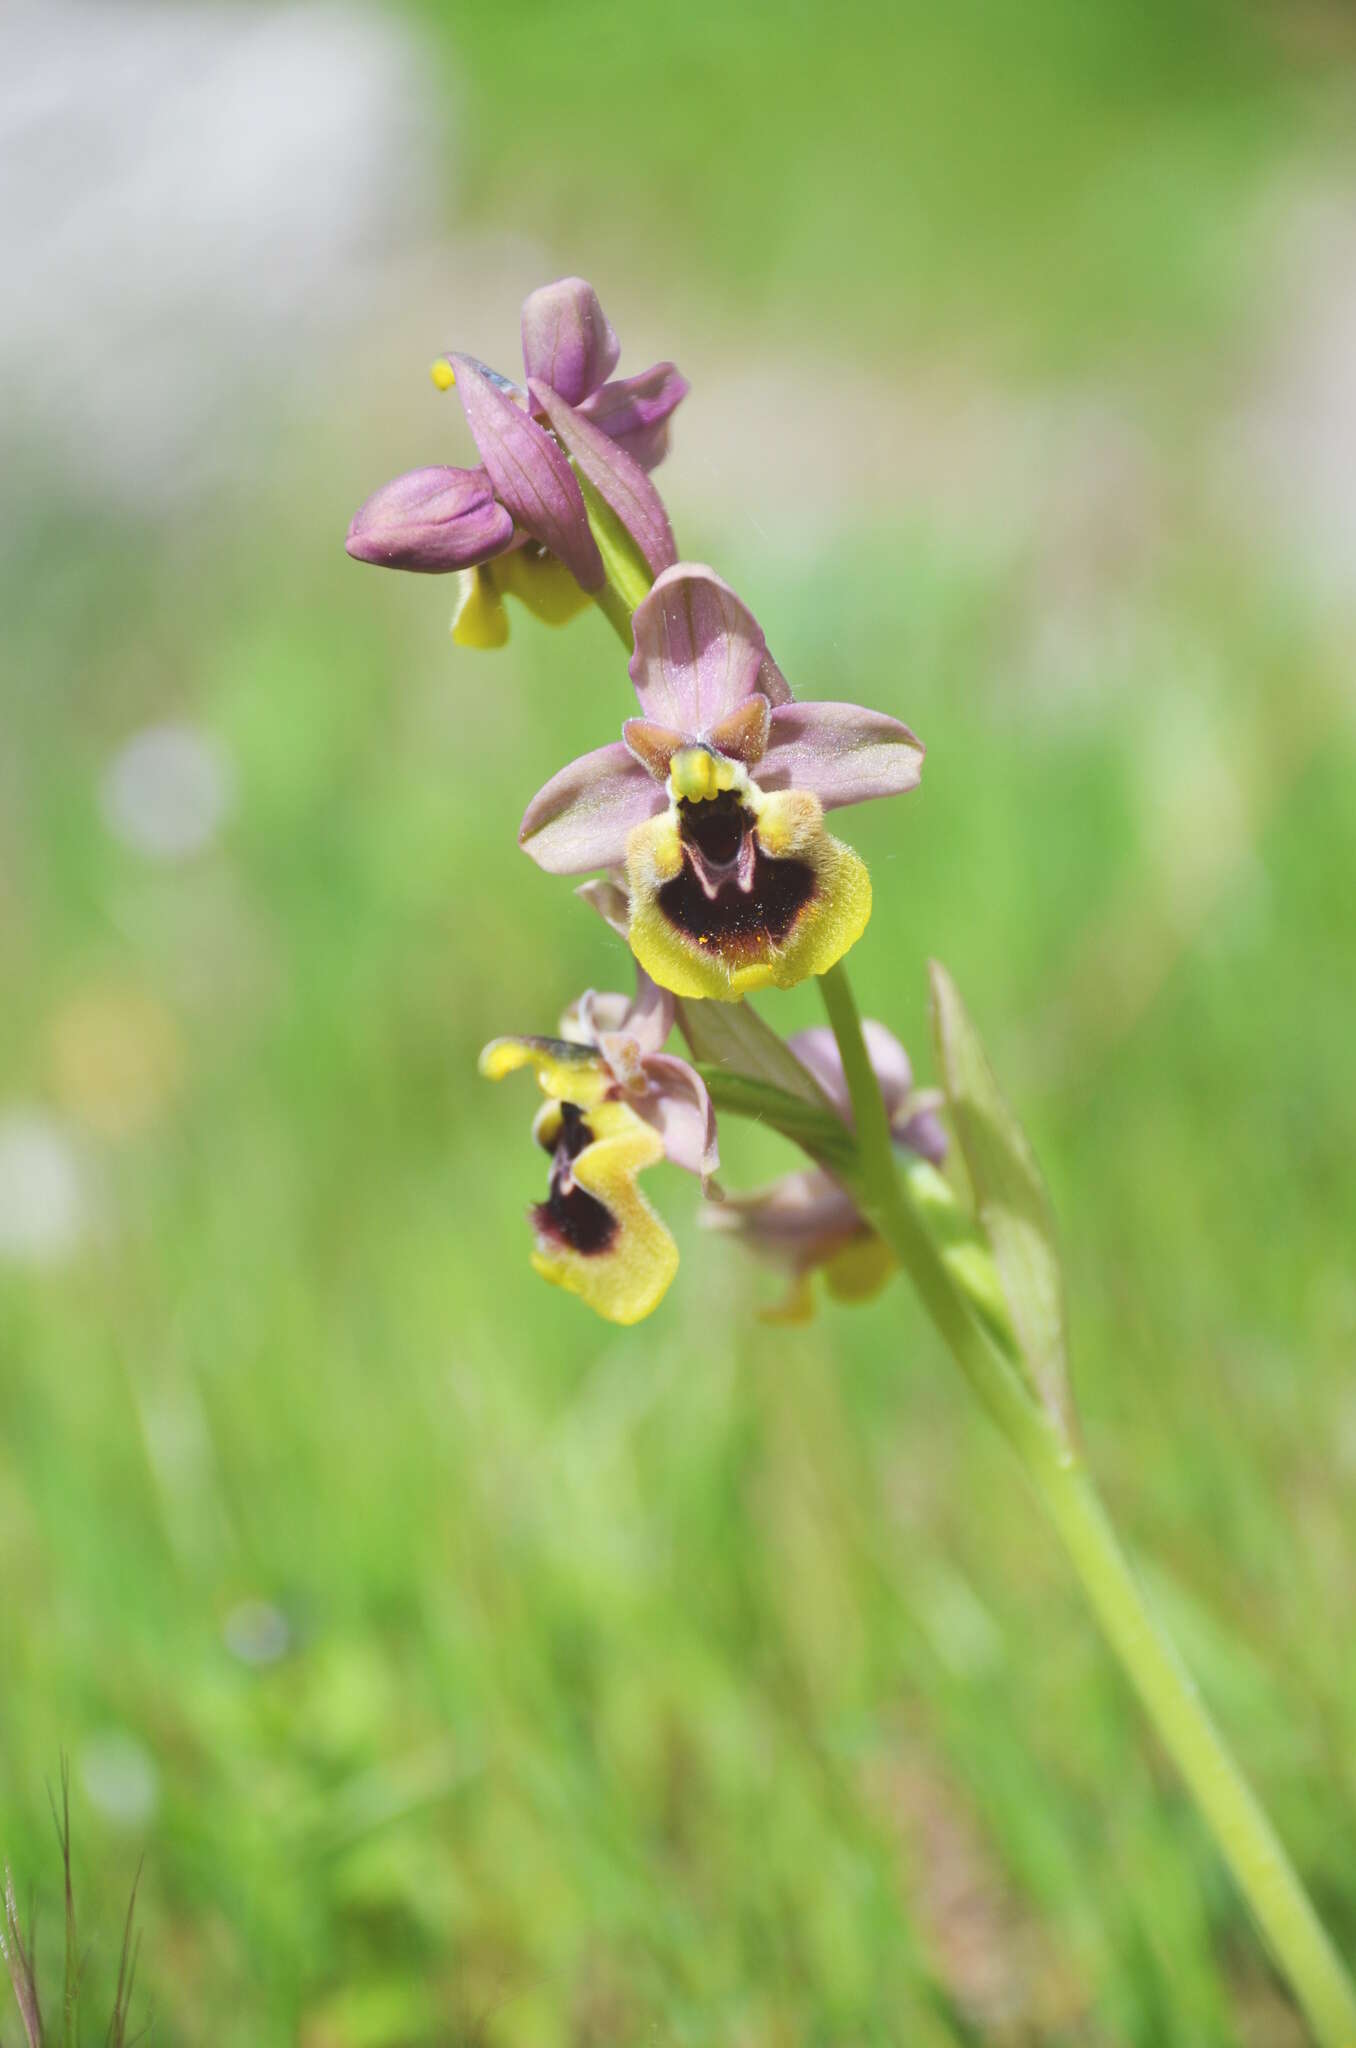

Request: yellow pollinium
left=430, top=359, right=457, bottom=390
left=669, top=746, right=742, bottom=804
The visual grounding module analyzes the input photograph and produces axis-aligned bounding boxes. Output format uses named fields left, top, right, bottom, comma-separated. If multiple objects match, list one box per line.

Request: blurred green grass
left=4, top=2, right=1356, bottom=2043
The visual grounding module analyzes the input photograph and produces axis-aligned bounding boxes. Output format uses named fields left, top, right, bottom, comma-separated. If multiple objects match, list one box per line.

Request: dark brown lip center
left=680, top=790, right=748, bottom=869
left=534, top=1101, right=617, bottom=1257
left=660, top=798, right=815, bottom=957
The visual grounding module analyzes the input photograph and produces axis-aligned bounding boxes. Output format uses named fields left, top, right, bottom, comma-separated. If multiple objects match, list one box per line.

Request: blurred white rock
left=101, top=723, right=235, bottom=859
left=0, top=1106, right=89, bottom=1264
left=0, top=0, right=442, bottom=515
left=223, top=1597, right=292, bottom=1667
left=78, top=1728, right=160, bottom=1828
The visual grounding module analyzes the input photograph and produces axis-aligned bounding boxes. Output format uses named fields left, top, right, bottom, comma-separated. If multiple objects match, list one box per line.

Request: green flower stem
left=581, top=475, right=655, bottom=650
left=592, top=575, right=641, bottom=650
left=819, top=960, right=1356, bottom=2048
left=820, top=963, right=1057, bottom=1468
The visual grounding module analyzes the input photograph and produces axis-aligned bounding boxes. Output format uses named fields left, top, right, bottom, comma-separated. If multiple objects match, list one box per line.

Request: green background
left=4, top=1, right=1356, bottom=2041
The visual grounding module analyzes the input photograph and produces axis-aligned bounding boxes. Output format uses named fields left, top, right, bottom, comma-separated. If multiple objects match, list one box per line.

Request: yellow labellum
left=452, top=565, right=508, bottom=648
left=530, top=1098, right=678, bottom=1326
left=625, top=792, right=873, bottom=1003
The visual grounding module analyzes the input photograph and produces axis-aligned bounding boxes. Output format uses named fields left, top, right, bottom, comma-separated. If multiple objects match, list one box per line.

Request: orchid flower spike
left=479, top=966, right=717, bottom=1325
left=700, top=1020, right=946, bottom=1322
left=519, top=565, right=925, bottom=999
left=345, top=277, right=688, bottom=646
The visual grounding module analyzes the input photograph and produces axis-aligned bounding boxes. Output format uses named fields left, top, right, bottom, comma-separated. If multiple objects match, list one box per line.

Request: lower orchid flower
left=519, top=564, right=924, bottom=999
left=344, top=276, right=687, bottom=644
left=479, top=968, right=717, bottom=1325
left=700, top=1020, right=945, bottom=1321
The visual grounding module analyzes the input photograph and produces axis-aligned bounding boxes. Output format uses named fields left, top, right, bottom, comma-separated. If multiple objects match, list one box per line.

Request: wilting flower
left=700, top=1020, right=945, bottom=1321
left=345, top=277, right=687, bottom=645
left=519, top=565, right=924, bottom=999
left=479, top=968, right=717, bottom=1325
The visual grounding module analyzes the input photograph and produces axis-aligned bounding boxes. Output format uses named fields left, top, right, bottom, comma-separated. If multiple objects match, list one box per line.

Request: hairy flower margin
left=479, top=968, right=716, bottom=1325
left=347, top=274, right=933, bottom=1325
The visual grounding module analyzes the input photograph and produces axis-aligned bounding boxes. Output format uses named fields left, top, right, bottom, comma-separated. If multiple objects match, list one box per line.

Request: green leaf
left=676, top=996, right=832, bottom=1112
left=575, top=471, right=653, bottom=619
left=899, top=1155, right=1020, bottom=1361
left=680, top=996, right=862, bottom=1173
left=696, top=1064, right=859, bottom=1178
left=928, top=960, right=1074, bottom=1435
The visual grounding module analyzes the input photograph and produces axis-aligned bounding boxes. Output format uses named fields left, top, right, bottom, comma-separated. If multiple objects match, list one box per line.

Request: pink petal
left=789, top=1022, right=916, bottom=1127
left=621, top=717, right=686, bottom=783
left=862, top=1021, right=917, bottom=1119
left=896, top=1101, right=949, bottom=1165
left=636, top=1052, right=719, bottom=1184
left=579, top=363, right=689, bottom=471
left=757, top=701, right=924, bottom=810
left=451, top=356, right=603, bottom=591
left=530, top=380, right=676, bottom=578
left=629, top=564, right=791, bottom=731
left=576, top=877, right=631, bottom=938
left=564, top=989, right=629, bottom=1040
left=519, top=743, right=663, bottom=875
left=699, top=1168, right=860, bottom=1258
left=520, top=277, right=620, bottom=405
left=785, top=1027, right=851, bottom=1121
left=705, top=693, right=772, bottom=765
left=619, top=966, right=674, bottom=1055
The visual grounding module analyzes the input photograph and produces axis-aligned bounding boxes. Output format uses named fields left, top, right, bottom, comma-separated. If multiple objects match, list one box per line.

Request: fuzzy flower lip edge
left=345, top=276, right=687, bottom=592
left=517, top=563, right=926, bottom=879
left=477, top=1041, right=676, bottom=1325
left=477, top=965, right=718, bottom=1325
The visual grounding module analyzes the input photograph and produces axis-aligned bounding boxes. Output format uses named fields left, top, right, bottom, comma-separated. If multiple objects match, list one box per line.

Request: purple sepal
left=789, top=1023, right=912, bottom=1125
left=629, top=564, right=791, bottom=733
left=450, top=356, right=604, bottom=592
left=897, top=1103, right=949, bottom=1166
left=635, top=1052, right=719, bottom=1183
left=520, top=278, right=620, bottom=407
left=519, top=742, right=664, bottom=875
left=575, top=878, right=630, bottom=939
left=530, top=380, right=677, bottom=578
left=344, top=465, right=513, bottom=573
left=699, top=1168, right=860, bottom=1260
left=580, top=364, right=689, bottom=471
left=757, top=702, right=925, bottom=810
left=788, top=1021, right=946, bottom=1165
